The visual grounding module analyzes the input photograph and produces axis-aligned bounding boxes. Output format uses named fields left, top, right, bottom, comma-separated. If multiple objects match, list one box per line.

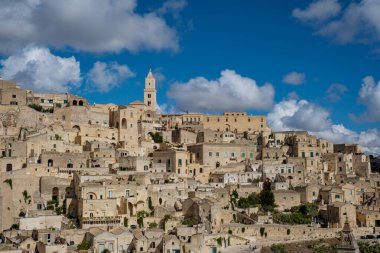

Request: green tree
left=137, top=211, right=149, bottom=228
left=149, top=132, right=163, bottom=143
left=237, top=198, right=250, bottom=209
left=230, top=190, right=239, bottom=205
left=259, top=190, right=275, bottom=211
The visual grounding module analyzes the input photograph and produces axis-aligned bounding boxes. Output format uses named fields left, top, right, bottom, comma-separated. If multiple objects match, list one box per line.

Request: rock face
left=337, top=218, right=360, bottom=253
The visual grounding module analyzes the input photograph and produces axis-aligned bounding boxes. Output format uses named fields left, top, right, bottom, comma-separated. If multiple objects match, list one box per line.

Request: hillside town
left=0, top=69, right=379, bottom=253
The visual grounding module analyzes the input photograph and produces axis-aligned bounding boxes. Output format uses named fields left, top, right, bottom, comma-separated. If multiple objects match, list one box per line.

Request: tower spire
left=144, top=66, right=156, bottom=112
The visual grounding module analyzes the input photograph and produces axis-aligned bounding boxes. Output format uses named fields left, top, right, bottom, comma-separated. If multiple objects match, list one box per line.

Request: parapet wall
left=222, top=223, right=373, bottom=242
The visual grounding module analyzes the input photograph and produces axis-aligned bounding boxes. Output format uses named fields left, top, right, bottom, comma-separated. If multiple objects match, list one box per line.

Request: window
left=12, top=94, right=16, bottom=98
left=216, top=152, right=219, bottom=157
left=177, top=169, right=180, bottom=174
left=178, top=159, right=182, bottom=167
left=250, top=152, right=254, bottom=158
left=242, top=152, right=245, bottom=158
left=109, top=243, right=113, bottom=251
left=6, top=163, right=12, bottom=172
left=310, top=152, right=314, bottom=157
left=302, top=152, right=305, bottom=158
left=209, top=152, right=212, bottom=157
left=148, top=94, right=151, bottom=98
left=108, top=190, right=113, bottom=198
left=99, top=244, right=105, bottom=253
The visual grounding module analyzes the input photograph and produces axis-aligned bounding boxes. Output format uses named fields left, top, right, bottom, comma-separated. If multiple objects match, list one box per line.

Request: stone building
left=0, top=80, right=27, bottom=106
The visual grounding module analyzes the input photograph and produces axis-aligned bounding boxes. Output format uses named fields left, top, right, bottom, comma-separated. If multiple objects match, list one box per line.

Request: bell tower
left=144, top=67, right=157, bottom=111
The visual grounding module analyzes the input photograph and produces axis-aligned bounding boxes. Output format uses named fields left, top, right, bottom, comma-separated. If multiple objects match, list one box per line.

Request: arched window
left=48, top=159, right=53, bottom=167
left=78, top=100, right=84, bottom=106
left=122, top=118, right=127, bottom=129
left=72, top=100, right=77, bottom=106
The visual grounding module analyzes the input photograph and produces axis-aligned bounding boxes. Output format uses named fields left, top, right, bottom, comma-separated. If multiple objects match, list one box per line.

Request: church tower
left=144, top=67, right=157, bottom=111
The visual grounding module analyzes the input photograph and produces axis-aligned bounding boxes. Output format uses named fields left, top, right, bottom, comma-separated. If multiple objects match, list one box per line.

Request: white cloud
left=267, top=98, right=380, bottom=155
left=293, top=0, right=380, bottom=44
left=87, top=61, right=135, bottom=93
left=268, top=99, right=331, bottom=132
left=0, top=0, right=180, bottom=54
left=167, top=69, right=275, bottom=113
left=326, top=83, right=347, bottom=102
left=350, top=76, right=380, bottom=122
left=282, top=71, right=306, bottom=85
left=0, top=46, right=81, bottom=92
left=292, top=0, right=341, bottom=22
left=156, top=0, right=187, bottom=18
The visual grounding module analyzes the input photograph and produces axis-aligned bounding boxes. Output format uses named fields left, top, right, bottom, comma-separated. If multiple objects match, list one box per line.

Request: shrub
left=10, top=224, right=19, bottom=230
left=182, top=217, right=193, bottom=226
left=271, top=244, right=287, bottom=253
left=3, top=179, right=12, bottom=190
left=77, top=241, right=91, bottom=250
left=19, top=211, right=26, bottom=218
left=149, top=221, right=158, bottom=229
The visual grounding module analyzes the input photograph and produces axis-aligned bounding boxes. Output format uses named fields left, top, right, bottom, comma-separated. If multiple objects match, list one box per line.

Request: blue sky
left=0, top=0, right=380, bottom=153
